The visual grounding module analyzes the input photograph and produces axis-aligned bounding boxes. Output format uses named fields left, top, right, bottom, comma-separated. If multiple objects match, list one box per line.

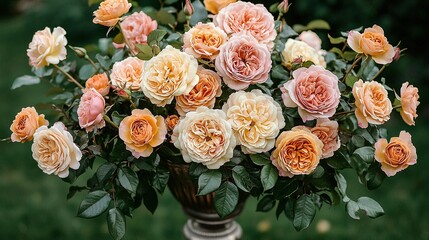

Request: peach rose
left=10, top=107, right=49, bottom=143
left=165, top=115, right=180, bottom=132
left=352, top=79, right=392, bottom=128
left=171, top=107, right=236, bottom=169
left=110, top=57, right=145, bottom=91
left=92, top=0, right=131, bottom=27
left=77, top=88, right=106, bottom=132
left=298, top=30, right=322, bottom=51
left=271, top=127, right=323, bottom=177
left=281, top=65, right=340, bottom=122
left=374, top=131, right=417, bottom=177
left=310, top=118, right=340, bottom=159
left=31, top=122, right=82, bottom=178
left=119, top=109, right=167, bottom=158
left=183, top=22, right=227, bottom=60
left=204, top=0, right=237, bottom=14
left=214, top=1, right=276, bottom=49
left=176, top=68, right=222, bottom=116
left=347, top=24, right=395, bottom=64
left=222, top=90, right=285, bottom=154
left=282, top=39, right=326, bottom=69
left=141, top=46, right=199, bottom=107
left=400, top=82, right=420, bottom=126
left=215, top=33, right=271, bottom=90
left=27, top=27, right=67, bottom=68
left=85, top=73, right=110, bottom=96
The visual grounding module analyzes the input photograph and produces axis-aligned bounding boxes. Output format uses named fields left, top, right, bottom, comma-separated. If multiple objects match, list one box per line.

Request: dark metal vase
left=167, top=161, right=247, bottom=240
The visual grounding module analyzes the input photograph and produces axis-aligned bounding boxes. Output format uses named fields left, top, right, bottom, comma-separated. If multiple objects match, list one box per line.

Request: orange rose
left=310, top=119, right=340, bottom=159
left=183, top=22, right=227, bottom=60
left=10, top=107, right=49, bottom=143
left=204, top=0, right=237, bottom=14
left=400, top=82, right=419, bottom=126
left=92, top=0, right=132, bottom=27
left=119, top=109, right=167, bottom=158
left=271, top=127, right=323, bottom=177
left=165, top=115, right=180, bottom=132
left=374, top=131, right=417, bottom=177
left=85, top=73, right=110, bottom=96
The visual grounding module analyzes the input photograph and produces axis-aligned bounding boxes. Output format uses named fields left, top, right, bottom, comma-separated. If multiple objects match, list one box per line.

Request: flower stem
left=85, top=55, right=99, bottom=71
left=342, top=54, right=363, bottom=83
left=103, top=114, right=119, bottom=129
left=53, top=64, right=84, bottom=89
left=370, top=64, right=386, bottom=81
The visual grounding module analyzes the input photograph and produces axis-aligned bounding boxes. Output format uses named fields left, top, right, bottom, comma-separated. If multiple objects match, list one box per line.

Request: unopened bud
left=278, top=0, right=290, bottom=14
left=184, top=0, right=194, bottom=16
left=393, top=47, right=401, bottom=62
left=69, top=46, right=87, bottom=58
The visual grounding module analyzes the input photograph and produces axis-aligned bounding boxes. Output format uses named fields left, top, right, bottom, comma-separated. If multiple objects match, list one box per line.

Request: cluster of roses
left=10, top=0, right=419, bottom=182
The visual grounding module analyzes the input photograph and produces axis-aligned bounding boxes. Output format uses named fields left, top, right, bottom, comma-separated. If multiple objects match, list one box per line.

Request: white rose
left=282, top=38, right=326, bottom=69
left=27, top=27, right=67, bottom=68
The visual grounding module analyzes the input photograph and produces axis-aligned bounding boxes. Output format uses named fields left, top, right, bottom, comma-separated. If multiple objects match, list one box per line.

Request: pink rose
left=77, top=88, right=106, bottom=132
left=281, top=65, right=340, bottom=121
left=298, top=30, right=322, bottom=50
left=400, top=82, right=419, bottom=126
left=310, top=118, right=340, bottom=159
left=215, top=33, right=271, bottom=90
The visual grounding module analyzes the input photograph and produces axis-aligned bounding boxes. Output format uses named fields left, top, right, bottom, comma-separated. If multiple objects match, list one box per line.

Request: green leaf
left=96, top=54, right=111, bottom=70
left=190, top=0, right=208, bottom=26
left=293, top=194, right=317, bottom=231
left=307, top=19, right=330, bottom=30
left=112, top=33, right=124, bottom=45
left=147, top=29, right=168, bottom=46
left=111, top=111, right=126, bottom=126
left=214, top=182, right=239, bottom=218
left=346, top=200, right=360, bottom=220
left=357, top=197, right=384, bottom=218
left=232, top=166, right=254, bottom=192
left=345, top=75, right=359, bottom=88
left=261, top=164, right=278, bottom=191
left=96, top=162, right=117, bottom=184
left=355, top=128, right=375, bottom=144
left=88, top=0, right=103, bottom=6
left=78, top=64, right=97, bottom=80
left=250, top=154, right=270, bottom=166
left=365, top=162, right=386, bottom=190
left=153, top=170, right=170, bottom=193
left=189, top=162, right=208, bottom=177
left=197, top=170, right=222, bottom=196
left=142, top=187, right=158, bottom=214
left=156, top=9, right=176, bottom=26
left=271, top=65, right=289, bottom=80
left=353, top=146, right=375, bottom=164
left=135, top=44, right=153, bottom=60
left=111, top=50, right=125, bottom=63
left=273, top=179, right=299, bottom=200
left=107, top=208, right=126, bottom=240
left=310, top=166, right=325, bottom=178
left=77, top=190, right=111, bottom=218
left=164, top=0, right=179, bottom=4
left=284, top=197, right=295, bottom=221
left=334, top=172, right=347, bottom=199
left=67, top=186, right=87, bottom=199
left=11, top=75, right=40, bottom=89
left=256, top=195, right=276, bottom=212
left=118, top=167, right=139, bottom=194
left=328, top=34, right=346, bottom=44
left=351, top=135, right=365, bottom=147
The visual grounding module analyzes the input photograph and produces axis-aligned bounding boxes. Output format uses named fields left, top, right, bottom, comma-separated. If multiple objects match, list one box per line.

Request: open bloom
left=183, top=22, right=227, bottom=60
left=400, top=82, right=419, bottom=126
left=271, top=127, right=323, bottom=177
left=92, top=0, right=131, bottom=27
left=281, top=65, right=340, bottom=122
left=204, top=0, right=237, bottom=14
left=27, top=27, right=67, bottom=68
left=352, top=79, right=392, bottom=128
left=110, top=57, right=145, bottom=91
left=31, top=122, right=82, bottom=178
left=165, top=115, right=180, bottom=132
left=310, top=119, right=340, bottom=158
left=10, top=107, right=49, bottom=143
left=298, top=30, right=322, bottom=51
left=347, top=24, right=395, bottom=64
left=85, top=73, right=110, bottom=96
left=222, top=90, right=285, bottom=154
left=119, top=109, right=167, bottom=158
left=375, top=131, right=417, bottom=176
left=171, top=107, right=236, bottom=169
left=77, top=88, right=106, bottom=132
left=282, top=39, right=326, bottom=69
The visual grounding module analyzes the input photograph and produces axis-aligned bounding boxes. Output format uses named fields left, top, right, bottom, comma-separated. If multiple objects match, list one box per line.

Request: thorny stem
left=53, top=64, right=84, bottom=89
left=342, top=54, right=363, bottom=83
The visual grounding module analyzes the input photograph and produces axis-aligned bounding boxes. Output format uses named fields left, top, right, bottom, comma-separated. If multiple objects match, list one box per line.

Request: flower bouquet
left=7, top=0, right=420, bottom=239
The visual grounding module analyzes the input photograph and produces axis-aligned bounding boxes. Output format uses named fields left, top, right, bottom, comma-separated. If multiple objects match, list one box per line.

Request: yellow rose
left=271, top=127, right=323, bottom=177
left=282, top=39, right=326, bottom=69
left=204, top=0, right=237, bottom=14
left=85, top=73, right=110, bottom=96
left=92, top=0, right=132, bottom=27
left=10, top=107, right=49, bottom=143
left=27, top=27, right=67, bottom=68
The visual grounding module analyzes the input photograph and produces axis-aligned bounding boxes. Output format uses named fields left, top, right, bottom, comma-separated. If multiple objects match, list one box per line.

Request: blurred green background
left=0, top=0, right=428, bottom=239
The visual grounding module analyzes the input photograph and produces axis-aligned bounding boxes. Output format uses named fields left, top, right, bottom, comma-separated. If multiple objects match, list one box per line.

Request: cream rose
left=222, top=90, right=285, bottom=154
left=310, top=118, right=340, bottom=159
left=171, top=107, right=236, bottom=169
left=176, top=68, right=222, bottom=116
left=215, top=33, right=271, bottom=90
left=77, top=88, right=106, bottom=133
left=119, top=109, right=167, bottom=158
left=183, top=22, right=227, bottom=60
left=374, top=131, right=417, bottom=177
left=352, top=79, right=392, bottom=128
left=10, top=107, right=49, bottom=143
left=27, top=27, right=67, bottom=68
left=271, top=127, right=323, bottom=177
left=141, top=46, right=199, bottom=107
left=281, top=39, right=326, bottom=69
left=92, top=0, right=132, bottom=27
left=85, top=73, right=110, bottom=96
left=400, top=82, right=419, bottom=126
left=347, top=25, right=395, bottom=65
left=110, top=57, right=145, bottom=91
left=204, top=0, right=237, bottom=14
left=281, top=65, right=340, bottom=122
left=31, top=122, right=82, bottom=178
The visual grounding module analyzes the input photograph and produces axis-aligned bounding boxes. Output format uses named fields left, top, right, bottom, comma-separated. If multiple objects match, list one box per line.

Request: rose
left=27, top=27, right=67, bottom=68
left=271, top=127, right=323, bottom=177
left=175, top=68, right=222, bottom=116
left=298, top=30, right=322, bottom=50
left=310, top=118, right=340, bottom=158
left=85, top=73, right=110, bottom=96
left=141, top=46, right=199, bottom=107
left=114, top=11, right=157, bottom=54
left=92, top=0, right=132, bottom=27
left=400, top=82, right=420, bottom=126
left=203, top=0, right=237, bottom=14
left=165, top=115, right=180, bottom=132
left=171, top=107, right=236, bottom=169
left=222, top=90, right=285, bottom=154
left=110, top=57, right=145, bottom=91
left=374, top=131, right=417, bottom=176
left=352, top=79, right=392, bottom=128
left=10, top=107, right=49, bottom=143
left=215, top=33, right=271, bottom=90
left=281, top=39, right=326, bottom=69
left=31, top=122, right=82, bottom=178
left=183, top=22, right=227, bottom=60
left=347, top=24, right=395, bottom=64
left=119, top=109, right=167, bottom=158
left=77, top=88, right=106, bottom=132
left=281, top=65, right=340, bottom=122
left=214, top=1, right=277, bottom=49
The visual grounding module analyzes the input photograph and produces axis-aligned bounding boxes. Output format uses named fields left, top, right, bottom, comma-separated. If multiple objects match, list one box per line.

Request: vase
left=167, top=161, right=247, bottom=240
